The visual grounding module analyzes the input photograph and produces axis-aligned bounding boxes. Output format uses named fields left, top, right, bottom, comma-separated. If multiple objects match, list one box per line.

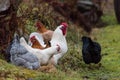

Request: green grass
left=96, top=26, right=120, bottom=79
left=1, top=14, right=120, bottom=80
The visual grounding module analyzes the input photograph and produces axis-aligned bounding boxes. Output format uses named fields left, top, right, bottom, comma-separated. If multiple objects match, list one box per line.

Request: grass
left=98, top=27, right=120, bottom=79
left=1, top=12, right=120, bottom=80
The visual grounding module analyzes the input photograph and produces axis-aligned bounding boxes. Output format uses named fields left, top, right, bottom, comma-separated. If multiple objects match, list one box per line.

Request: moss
left=0, top=59, right=39, bottom=79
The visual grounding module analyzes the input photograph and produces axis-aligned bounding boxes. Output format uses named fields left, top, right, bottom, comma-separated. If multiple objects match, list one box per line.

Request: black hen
left=81, top=36, right=101, bottom=64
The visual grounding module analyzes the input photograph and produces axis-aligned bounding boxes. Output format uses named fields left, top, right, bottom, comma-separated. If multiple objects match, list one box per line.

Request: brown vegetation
left=0, top=0, right=21, bottom=61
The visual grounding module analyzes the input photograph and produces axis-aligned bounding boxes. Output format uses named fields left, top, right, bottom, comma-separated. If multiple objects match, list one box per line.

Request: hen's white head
left=58, top=22, right=68, bottom=36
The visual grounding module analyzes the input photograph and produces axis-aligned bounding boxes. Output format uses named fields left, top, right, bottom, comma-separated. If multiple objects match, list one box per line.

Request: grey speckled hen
left=9, top=34, right=40, bottom=70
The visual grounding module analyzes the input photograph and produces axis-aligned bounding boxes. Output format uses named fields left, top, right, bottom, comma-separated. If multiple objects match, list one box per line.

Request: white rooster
left=49, top=22, right=68, bottom=65
left=20, top=37, right=60, bottom=65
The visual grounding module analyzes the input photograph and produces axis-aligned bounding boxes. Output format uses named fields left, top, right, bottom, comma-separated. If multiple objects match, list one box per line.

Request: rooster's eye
left=60, top=26, right=64, bottom=30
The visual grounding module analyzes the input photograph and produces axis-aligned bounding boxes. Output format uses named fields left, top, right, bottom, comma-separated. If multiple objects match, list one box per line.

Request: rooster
left=49, top=22, right=68, bottom=65
left=9, top=34, right=40, bottom=70
left=20, top=37, right=60, bottom=65
left=30, top=35, right=50, bottom=49
left=35, top=21, right=53, bottom=43
left=81, top=36, right=101, bottom=64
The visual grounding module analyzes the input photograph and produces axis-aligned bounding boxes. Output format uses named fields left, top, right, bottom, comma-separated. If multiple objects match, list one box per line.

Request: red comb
left=30, top=36, right=35, bottom=41
left=35, top=21, right=42, bottom=28
left=61, top=22, right=68, bottom=27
